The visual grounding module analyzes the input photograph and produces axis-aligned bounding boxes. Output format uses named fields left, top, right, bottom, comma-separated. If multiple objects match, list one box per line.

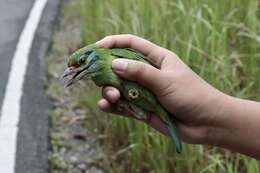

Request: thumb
left=112, top=58, right=165, bottom=92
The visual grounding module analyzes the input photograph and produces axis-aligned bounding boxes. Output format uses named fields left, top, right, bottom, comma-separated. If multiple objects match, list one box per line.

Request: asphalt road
left=0, top=0, right=60, bottom=172
left=0, top=0, right=34, bottom=112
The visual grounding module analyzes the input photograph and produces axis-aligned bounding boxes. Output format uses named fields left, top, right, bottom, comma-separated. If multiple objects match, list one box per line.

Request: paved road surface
left=0, top=0, right=60, bottom=172
left=0, top=0, right=34, bottom=111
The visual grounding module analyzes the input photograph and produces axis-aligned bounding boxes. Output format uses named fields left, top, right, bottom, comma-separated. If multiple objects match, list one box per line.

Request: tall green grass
left=69, top=0, right=259, bottom=172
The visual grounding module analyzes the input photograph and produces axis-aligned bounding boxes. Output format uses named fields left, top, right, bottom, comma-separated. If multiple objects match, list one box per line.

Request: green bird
left=62, top=45, right=182, bottom=153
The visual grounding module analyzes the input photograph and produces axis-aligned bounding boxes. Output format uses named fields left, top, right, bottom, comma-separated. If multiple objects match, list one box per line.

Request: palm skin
left=62, top=45, right=182, bottom=153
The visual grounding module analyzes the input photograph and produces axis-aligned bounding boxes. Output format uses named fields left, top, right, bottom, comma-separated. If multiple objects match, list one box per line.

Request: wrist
left=203, top=92, right=235, bottom=146
left=205, top=95, right=260, bottom=158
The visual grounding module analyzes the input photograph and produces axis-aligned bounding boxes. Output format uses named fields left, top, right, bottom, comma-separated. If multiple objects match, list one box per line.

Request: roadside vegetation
left=48, top=0, right=260, bottom=172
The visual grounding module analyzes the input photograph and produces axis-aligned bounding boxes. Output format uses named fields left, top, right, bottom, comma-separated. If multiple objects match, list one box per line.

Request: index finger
left=96, top=34, right=168, bottom=68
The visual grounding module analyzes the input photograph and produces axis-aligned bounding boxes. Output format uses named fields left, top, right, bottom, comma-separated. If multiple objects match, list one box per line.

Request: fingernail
left=112, top=59, right=128, bottom=71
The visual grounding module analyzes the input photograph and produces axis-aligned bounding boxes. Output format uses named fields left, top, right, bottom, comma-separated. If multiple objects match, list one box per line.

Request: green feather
left=65, top=45, right=182, bottom=153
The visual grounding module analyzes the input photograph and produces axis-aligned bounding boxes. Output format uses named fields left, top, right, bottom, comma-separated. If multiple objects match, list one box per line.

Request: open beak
left=62, top=67, right=76, bottom=78
left=61, top=66, right=87, bottom=87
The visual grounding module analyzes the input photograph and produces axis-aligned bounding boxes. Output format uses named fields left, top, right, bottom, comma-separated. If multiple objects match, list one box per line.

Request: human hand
left=96, top=34, right=227, bottom=145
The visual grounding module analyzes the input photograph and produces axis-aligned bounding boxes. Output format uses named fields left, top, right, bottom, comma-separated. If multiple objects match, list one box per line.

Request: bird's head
left=61, top=45, right=97, bottom=87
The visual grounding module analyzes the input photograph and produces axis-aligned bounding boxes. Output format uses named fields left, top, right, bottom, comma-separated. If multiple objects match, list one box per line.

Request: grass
left=50, top=0, right=260, bottom=172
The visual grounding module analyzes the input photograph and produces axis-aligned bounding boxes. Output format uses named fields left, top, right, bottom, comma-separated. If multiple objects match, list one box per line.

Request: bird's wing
left=110, top=48, right=155, bottom=66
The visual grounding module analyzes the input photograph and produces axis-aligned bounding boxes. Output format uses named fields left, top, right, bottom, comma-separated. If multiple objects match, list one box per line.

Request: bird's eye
left=79, top=57, right=86, bottom=64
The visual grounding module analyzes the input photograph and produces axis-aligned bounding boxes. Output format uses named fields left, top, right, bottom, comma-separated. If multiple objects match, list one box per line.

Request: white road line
left=0, top=0, right=48, bottom=172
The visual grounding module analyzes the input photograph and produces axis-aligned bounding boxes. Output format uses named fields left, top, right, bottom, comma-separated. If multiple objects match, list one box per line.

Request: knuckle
left=125, top=34, right=139, bottom=43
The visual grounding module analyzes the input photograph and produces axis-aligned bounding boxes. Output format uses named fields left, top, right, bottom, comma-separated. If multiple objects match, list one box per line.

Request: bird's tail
left=166, top=116, right=182, bottom=153
left=156, top=106, right=182, bottom=153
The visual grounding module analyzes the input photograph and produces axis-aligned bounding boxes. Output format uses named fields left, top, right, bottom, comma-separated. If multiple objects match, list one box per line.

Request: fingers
left=102, top=86, right=120, bottom=103
left=97, top=98, right=122, bottom=115
left=96, top=34, right=168, bottom=67
left=112, top=59, right=170, bottom=93
left=97, top=98, right=112, bottom=112
left=99, top=86, right=169, bottom=135
left=98, top=98, right=169, bottom=135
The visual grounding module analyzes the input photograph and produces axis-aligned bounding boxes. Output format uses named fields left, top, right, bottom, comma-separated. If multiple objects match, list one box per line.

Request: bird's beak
left=61, top=66, right=81, bottom=87
left=62, top=67, right=74, bottom=78
left=61, top=65, right=90, bottom=87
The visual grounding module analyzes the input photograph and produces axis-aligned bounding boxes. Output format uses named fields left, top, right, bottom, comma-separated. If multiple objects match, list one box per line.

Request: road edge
left=15, top=1, right=62, bottom=173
